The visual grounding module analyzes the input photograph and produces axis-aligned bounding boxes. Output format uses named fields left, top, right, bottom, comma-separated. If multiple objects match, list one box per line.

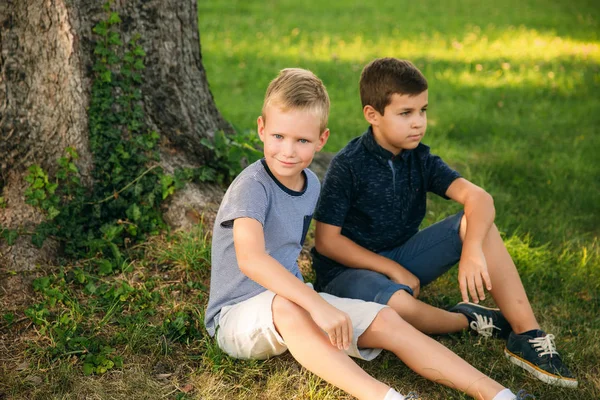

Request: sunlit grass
left=199, top=0, right=600, bottom=245
left=202, top=27, right=599, bottom=64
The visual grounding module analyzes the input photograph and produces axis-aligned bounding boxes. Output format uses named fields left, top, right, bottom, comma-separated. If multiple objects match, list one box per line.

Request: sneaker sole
left=504, top=348, right=578, bottom=388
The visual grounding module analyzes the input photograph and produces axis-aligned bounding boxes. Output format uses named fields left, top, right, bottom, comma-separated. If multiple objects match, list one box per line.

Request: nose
left=281, top=139, right=295, bottom=157
left=411, top=113, right=426, bottom=129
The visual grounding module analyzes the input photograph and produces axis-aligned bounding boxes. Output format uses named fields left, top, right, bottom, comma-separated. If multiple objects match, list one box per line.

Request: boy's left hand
left=458, top=245, right=492, bottom=303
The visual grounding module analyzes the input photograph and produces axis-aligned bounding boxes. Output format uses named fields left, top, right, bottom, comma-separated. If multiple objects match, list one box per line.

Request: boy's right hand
left=309, top=302, right=353, bottom=351
left=387, top=262, right=421, bottom=298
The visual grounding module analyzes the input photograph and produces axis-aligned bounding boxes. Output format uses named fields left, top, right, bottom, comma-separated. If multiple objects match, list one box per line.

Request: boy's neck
left=371, top=126, right=403, bottom=157
left=261, top=159, right=307, bottom=193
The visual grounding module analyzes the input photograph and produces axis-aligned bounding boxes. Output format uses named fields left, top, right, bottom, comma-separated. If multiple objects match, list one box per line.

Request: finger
left=468, top=276, right=479, bottom=303
left=346, top=318, right=353, bottom=348
left=328, top=329, right=337, bottom=347
left=475, top=274, right=486, bottom=301
left=336, top=325, right=343, bottom=349
left=482, top=269, right=493, bottom=292
left=341, top=318, right=350, bottom=350
left=459, top=276, right=469, bottom=303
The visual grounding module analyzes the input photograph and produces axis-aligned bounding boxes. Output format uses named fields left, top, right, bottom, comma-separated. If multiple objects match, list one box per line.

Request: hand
left=309, top=302, right=353, bottom=350
left=386, top=261, right=420, bottom=298
left=458, top=245, right=492, bottom=303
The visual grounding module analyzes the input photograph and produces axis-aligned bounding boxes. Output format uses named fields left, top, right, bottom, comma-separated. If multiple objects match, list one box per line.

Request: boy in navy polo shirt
left=312, top=57, right=577, bottom=388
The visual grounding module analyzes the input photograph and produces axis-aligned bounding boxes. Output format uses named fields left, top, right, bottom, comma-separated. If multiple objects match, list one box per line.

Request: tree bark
left=0, top=0, right=229, bottom=270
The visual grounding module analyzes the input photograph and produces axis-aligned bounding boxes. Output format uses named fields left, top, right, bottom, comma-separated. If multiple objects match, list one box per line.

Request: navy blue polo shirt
left=311, top=127, right=461, bottom=287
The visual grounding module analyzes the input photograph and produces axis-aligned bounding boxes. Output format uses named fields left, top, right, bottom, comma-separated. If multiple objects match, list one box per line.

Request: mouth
left=277, top=159, right=298, bottom=166
left=407, top=133, right=423, bottom=140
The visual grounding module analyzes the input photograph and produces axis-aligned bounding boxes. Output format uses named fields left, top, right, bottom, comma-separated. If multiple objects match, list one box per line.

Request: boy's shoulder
left=332, top=133, right=435, bottom=167
left=335, top=134, right=364, bottom=159
left=224, top=160, right=270, bottom=198
left=329, top=134, right=366, bottom=171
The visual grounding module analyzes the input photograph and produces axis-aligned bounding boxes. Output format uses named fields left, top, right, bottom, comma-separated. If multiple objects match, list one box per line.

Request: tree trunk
left=0, top=0, right=229, bottom=270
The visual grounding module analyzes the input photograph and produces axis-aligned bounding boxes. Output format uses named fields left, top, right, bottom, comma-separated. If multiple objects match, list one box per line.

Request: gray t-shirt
left=204, top=159, right=320, bottom=336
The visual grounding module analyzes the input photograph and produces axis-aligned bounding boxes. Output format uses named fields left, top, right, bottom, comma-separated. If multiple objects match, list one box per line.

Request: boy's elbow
left=483, top=190, right=494, bottom=209
left=236, top=251, right=259, bottom=276
left=477, top=189, right=495, bottom=217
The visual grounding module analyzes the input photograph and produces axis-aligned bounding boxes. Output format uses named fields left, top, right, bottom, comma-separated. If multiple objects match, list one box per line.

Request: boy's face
left=257, top=105, right=329, bottom=190
left=364, top=90, right=428, bottom=155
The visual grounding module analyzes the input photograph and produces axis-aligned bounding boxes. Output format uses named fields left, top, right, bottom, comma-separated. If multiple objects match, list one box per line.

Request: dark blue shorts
left=320, top=211, right=464, bottom=305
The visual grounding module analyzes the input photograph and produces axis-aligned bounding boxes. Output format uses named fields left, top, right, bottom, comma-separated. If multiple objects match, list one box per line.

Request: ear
left=363, top=105, right=379, bottom=126
left=316, top=128, right=330, bottom=152
left=257, top=115, right=266, bottom=142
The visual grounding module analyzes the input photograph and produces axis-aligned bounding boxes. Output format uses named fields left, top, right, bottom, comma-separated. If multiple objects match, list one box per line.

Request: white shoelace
left=470, top=313, right=500, bottom=337
left=528, top=333, right=558, bottom=358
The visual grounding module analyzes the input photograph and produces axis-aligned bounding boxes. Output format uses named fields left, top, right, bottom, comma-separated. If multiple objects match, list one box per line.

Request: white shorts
left=215, top=285, right=388, bottom=361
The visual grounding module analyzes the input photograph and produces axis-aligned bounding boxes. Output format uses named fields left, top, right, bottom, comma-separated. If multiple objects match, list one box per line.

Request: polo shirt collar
left=361, top=126, right=410, bottom=165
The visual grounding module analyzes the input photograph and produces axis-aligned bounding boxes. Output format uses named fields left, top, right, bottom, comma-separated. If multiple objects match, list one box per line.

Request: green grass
left=199, top=0, right=600, bottom=245
left=1, top=1, right=599, bottom=399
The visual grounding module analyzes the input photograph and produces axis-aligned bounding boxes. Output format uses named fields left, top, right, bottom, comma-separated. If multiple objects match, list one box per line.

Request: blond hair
left=262, top=68, right=330, bottom=133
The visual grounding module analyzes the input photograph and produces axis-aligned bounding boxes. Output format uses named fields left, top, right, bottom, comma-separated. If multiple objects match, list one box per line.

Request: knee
left=370, top=307, right=409, bottom=333
left=272, top=295, right=307, bottom=331
left=388, top=289, right=419, bottom=315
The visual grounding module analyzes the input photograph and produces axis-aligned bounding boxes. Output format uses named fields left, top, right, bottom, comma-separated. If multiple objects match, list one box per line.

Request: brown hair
left=262, top=68, right=330, bottom=132
left=360, top=58, right=428, bottom=115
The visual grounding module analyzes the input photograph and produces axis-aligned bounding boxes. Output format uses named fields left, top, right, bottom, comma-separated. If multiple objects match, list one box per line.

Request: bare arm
left=233, top=217, right=352, bottom=349
left=314, top=221, right=421, bottom=297
left=445, top=177, right=496, bottom=303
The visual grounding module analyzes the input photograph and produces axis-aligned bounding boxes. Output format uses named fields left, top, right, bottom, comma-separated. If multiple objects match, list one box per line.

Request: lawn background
left=1, top=1, right=598, bottom=399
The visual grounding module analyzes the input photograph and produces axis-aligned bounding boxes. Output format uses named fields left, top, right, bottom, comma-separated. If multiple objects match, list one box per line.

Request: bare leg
left=272, top=295, right=390, bottom=400
left=387, top=290, right=469, bottom=334
left=358, top=308, right=506, bottom=400
left=460, top=215, right=539, bottom=333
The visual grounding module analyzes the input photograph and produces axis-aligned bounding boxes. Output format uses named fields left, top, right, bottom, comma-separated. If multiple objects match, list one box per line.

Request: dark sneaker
left=449, top=302, right=512, bottom=339
left=505, top=331, right=578, bottom=388
left=515, top=389, right=536, bottom=399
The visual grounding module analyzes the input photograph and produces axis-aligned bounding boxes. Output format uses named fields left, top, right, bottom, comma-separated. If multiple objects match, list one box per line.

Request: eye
left=400, top=111, right=410, bottom=116
left=421, top=108, right=427, bottom=113
left=298, top=139, right=309, bottom=144
left=273, top=134, right=283, bottom=139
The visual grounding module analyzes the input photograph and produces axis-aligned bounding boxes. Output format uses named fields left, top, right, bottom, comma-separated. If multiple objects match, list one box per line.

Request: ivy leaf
left=31, top=233, right=46, bottom=248
left=83, top=363, right=95, bottom=376
left=47, top=206, right=60, bottom=220
left=129, top=204, right=141, bottom=221
left=133, top=59, right=144, bottom=70
left=85, top=282, right=97, bottom=294
left=97, top=259, right=114, bottom=275
left=107, top=12, right=121, bottom=25
left=33, top=277, right=51, bottom=291
left=2, top=229, right=18, bottom=246
left=92, top=22, right=108, bottom=37
left=108, top=32, right=122, bottom=46
left=101, top=70, right=112, bottom=83
left=133, top=46, right=146, bottom=57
